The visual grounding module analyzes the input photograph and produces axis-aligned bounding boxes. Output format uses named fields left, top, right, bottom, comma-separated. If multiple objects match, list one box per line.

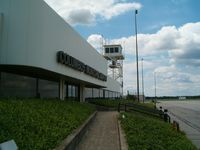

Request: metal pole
left=141, top=58, right=144, bottom=103
left=101, top=34, right=104, bottom=55
left=135, top=10, right=140, bottom=102
left=154, top=72, right=157, bottom=101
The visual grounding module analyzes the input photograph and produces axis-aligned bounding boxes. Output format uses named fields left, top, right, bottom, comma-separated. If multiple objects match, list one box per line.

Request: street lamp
left=135, top=10, right=139, bottom=102
left=141, top=58, right=144, bottom=103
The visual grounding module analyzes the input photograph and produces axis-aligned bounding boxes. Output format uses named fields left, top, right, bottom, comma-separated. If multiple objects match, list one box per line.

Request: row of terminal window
left=105, top=47, right=119, bottom=53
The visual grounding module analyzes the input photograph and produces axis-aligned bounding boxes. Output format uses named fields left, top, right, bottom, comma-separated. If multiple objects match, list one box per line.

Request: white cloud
left=154, top=65, right=177, bottom=74
left=110, top=26, right=180, bottom=56
left=87, top=22, right=200, bottom=96
left=44, top=0, right=142, bottom=25
left=169, top=22, right=200, bottom=66
left=67, top=9, right=95, bottom=25
left=87, top=34, right=104, bottom=53
left=102, top=2, right=141, bottom=20
left=111, top=22, right=200, bottom=67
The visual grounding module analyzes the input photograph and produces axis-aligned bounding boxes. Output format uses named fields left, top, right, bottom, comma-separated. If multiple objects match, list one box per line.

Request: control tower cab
left=103, top=45, right=124, bottom=60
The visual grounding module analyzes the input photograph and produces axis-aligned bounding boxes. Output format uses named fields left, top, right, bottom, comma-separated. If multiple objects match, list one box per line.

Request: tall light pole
left=135, top=10, right=139, bottom=102
left=154, top=72, right=157, bottom=102
left=141, top=58, right=144, bottom=103
left=101, top=34, right=104, bottom=55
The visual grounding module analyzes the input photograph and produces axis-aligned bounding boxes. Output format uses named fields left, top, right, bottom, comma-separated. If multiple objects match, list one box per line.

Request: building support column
left=92, top=88, right=94, bottom=98
left=79, top=85, right=85, bottom=102
left=36, top=78, right=40, bottom=98
left=66, top=82, right=68, bottom=99
left=59, top=79, right=65, bottom=100
left=99, top=89, right=100, bottom=98
left=77, top=85, right=80, bottom=101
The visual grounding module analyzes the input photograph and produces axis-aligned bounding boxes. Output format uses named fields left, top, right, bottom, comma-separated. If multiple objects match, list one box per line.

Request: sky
left=44, top=0, right=200, bottom=97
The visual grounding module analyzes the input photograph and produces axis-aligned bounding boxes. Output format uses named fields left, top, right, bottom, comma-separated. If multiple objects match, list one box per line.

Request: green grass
left=0, top=98, right=95, bottom=150
left=120, top=112, right=197, bottom=150
left=89, top=99, right=155, bottom=108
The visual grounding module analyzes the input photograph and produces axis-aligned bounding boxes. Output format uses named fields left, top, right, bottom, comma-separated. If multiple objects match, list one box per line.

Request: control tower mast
left=103, top=44, right=124, bottom=94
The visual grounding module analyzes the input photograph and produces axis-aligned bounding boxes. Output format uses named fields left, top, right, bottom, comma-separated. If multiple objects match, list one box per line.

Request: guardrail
left=118, top=103, right=171, bottom=123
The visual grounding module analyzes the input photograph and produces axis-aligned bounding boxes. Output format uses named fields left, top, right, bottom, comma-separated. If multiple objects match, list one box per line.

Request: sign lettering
left=57, top=51, right=107, bottom=81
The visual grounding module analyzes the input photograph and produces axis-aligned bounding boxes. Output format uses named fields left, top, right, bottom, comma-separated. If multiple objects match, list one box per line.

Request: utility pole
left=154, top=72, right=157, bottom=102
left=101, top=34, right=104, bottom=55
left=135, top=10, right=140, bottom=102
left=141, top=58, right=144, bottom=103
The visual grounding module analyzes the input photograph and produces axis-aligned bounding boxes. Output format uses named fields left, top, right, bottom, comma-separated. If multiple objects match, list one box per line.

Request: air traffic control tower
left=103, top=44, right=124, bottom=94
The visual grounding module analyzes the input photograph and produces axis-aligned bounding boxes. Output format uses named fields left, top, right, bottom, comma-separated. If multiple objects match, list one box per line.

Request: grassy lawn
left=89, top=99, right=155, bottom=108
left=120, top=112, right=197, bottom=150
left=0, top=98, right=95, bottom=150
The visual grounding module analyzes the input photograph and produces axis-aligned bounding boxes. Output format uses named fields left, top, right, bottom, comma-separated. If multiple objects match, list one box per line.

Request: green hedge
left=0, top=98, right=95, bottom=150
left=120, top=112, right=197, bottom=150
left=89, top=99, right=155, bottom=108
left=89, top=99, right=133, bottom=108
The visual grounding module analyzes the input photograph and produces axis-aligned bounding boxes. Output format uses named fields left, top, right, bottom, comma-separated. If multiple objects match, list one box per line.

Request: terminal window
left=110, top=48, right=114, bottom=53
left=105, top=48, right=109, bottom=53
left=115, top=47, right=119, bottom=53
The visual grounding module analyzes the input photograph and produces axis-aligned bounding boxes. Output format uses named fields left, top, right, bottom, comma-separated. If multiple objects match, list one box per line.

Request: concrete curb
left=117, top=116, right=128, bottom=150
left=54, top=111, right=97, bottom=150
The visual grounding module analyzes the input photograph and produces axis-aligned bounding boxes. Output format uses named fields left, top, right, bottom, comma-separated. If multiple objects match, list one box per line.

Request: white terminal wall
left=0, top=0, right=107, bottom=87
left=105, top=77, right=121, bottom=93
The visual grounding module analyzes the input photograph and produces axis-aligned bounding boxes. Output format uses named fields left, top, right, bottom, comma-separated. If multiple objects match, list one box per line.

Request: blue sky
left=75, top=0, right=200, bottom=37
left=45, top=0, right=200, bottom=96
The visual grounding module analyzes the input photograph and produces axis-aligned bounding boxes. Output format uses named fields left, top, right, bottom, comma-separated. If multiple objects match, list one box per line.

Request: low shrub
left=89, top=99, right=155, bottom=108
left=88, top=99, right=131, bottom=108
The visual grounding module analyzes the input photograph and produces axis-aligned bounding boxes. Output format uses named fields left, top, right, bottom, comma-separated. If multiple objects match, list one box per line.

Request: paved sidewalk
left=76, top=111, right=120, bottom=150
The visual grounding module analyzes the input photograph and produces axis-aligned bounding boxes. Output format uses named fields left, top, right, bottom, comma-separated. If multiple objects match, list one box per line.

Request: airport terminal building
left=0, top=0, right=122, bottom=101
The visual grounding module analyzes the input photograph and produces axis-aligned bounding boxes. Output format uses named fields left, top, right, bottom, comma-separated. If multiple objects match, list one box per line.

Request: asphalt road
left=157, top=100, right=200, bottom=149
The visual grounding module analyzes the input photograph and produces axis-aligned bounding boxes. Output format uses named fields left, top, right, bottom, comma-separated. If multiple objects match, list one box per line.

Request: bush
left=120, top=112, right=197, bottom=150
left=89, top=99, right=155, bottom=108
left=89, top=99, right=132, bottom=108
left=0, top=98, right=95, bottom=150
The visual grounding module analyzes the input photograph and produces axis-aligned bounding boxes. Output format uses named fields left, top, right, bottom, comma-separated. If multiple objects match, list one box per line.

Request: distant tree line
left=145, top=95, right=200, bottom=100
left=126, top=92, right=136, bottom=101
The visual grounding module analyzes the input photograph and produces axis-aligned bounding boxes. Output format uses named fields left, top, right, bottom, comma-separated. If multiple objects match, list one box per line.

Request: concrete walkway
left=76, top=111, right=121, bottom=150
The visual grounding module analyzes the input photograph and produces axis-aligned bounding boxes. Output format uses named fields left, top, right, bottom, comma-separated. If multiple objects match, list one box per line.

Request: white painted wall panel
left=0, top=0, right=107, bottom=87
left=85, top=88, right=92, bottom=98
left=105, top=77, right=121, bottom=93
left=93, top=88, right=99, bottom=98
